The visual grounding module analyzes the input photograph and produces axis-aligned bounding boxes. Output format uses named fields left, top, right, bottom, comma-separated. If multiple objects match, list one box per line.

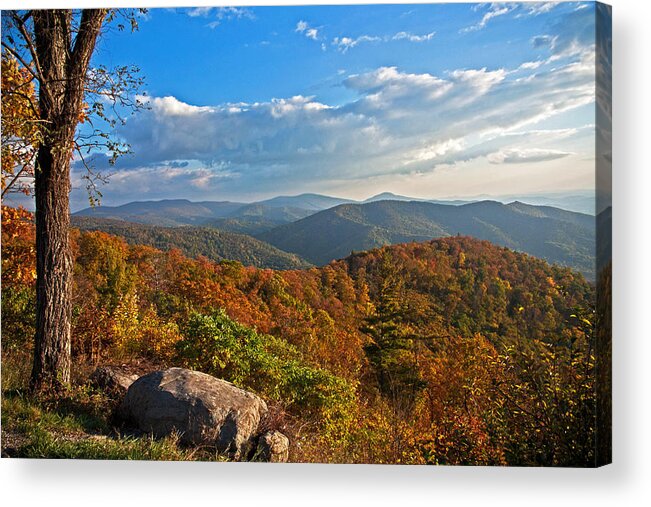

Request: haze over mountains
left=259, top=200, right=596, bottom=279
left=73, top=192, right=599, bottom=279
left=75, top=190, right=595, bottom=225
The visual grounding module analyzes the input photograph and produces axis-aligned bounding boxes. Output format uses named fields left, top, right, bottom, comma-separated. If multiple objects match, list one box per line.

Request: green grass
left=1, top=352, right=225, bottom=461
left=17, top=426, right=197, bottom=460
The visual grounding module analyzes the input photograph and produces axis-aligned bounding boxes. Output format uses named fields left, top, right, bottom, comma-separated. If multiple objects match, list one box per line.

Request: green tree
left=361, top=252, right=424, bottom=410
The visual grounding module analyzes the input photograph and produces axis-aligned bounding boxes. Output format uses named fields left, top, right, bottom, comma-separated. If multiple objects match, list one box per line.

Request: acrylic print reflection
left=1, top=2, right=611, bottom=466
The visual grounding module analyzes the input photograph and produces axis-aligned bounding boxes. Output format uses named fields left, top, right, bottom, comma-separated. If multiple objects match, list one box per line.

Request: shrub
left=175, top=310, right=356, bottom=422
left=0, top=286, right=35, bottom=352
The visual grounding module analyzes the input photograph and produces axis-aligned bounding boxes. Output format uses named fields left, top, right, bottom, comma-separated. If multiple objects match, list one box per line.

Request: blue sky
left=47, top=2, right=605, bottom=210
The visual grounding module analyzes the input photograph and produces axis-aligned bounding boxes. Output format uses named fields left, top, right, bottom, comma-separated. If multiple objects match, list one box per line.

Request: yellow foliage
left=139, top=306, right=183, bottom=361
left=108, top=294, right=182, bottom=361
left=109, top=293, right=141, bottom=356
left=1, top=54, right=40, bottom=195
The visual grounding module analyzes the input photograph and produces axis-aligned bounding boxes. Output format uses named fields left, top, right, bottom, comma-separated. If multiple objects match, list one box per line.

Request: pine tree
left=361, top=252, right=424, bottom=411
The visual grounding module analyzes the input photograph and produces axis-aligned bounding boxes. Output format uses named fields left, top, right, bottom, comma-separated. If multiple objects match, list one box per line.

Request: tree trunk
left=30, top=9, right=107, bottom=391
left=31, top=138, right=74, bottom=389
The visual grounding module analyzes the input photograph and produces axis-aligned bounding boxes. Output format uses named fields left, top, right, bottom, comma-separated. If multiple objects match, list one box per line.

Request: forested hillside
left=259, top=200, right=596, bottom=278
left=71, top=216, right=312, bottom=270
left=73, top=198, right=597, bottom=278
left=72, top=194, right=354, bottom=227
left=207, top=203, right=315, bottom=235
left=3, top=205, right=599, bottom=465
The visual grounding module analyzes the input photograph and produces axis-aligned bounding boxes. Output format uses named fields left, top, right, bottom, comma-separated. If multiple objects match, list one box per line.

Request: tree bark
left=30, top=9, right=107, bottom=391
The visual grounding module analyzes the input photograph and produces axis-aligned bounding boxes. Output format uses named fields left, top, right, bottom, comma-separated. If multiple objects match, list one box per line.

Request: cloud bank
left=73, top=5, right=598, bottom=206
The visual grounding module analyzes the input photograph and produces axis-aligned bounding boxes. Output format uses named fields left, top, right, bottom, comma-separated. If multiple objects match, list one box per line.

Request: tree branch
left=1, top=41, right=40, bottom=83
left=68, top=9, right=108, bottom=83
left=1, top=155, right=36, bottom=198
left=8, top=11, right=49, bottom=98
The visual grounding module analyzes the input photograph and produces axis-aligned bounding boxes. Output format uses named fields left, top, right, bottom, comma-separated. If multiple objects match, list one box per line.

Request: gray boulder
left=119, top=367, right=267, bottom=457
left=89, top=366, right=139, bottom=398
left=254, top=430, right=290, bottom=463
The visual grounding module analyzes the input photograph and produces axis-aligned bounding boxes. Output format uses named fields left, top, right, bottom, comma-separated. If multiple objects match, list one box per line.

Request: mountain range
left=74, top=199, right=244, bottom=227
left=258, top=200, right=596, bottom=279
left=74, top=190, right=597, bottom=223
left=74, top=193, right=599, bottom=278
left=74, top=194, right=354, bottom=231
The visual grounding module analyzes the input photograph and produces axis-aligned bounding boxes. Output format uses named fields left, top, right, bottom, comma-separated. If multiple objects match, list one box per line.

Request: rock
left=254, top=431, right=290, bottom=463
left=89, top=366, right=139, bottom=397
left=119, top=367, right=267, bottom=457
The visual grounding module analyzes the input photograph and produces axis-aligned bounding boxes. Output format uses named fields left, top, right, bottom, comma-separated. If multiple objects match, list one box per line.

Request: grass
left=17, top=426, right=197, bottom=460
left=1, top=351, right=226, bottom=461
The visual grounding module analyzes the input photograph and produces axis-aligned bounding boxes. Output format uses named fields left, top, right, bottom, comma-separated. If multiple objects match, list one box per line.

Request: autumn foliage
left=1, top=54, right=40, bottom=196
left=1, top=205, right=600, bottom=465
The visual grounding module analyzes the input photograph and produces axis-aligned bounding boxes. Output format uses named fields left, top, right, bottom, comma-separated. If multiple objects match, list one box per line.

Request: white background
left=1, top=0, right=649, bottom=505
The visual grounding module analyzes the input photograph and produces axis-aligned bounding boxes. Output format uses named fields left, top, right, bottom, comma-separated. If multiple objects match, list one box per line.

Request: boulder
left=119, top=367, right=267, bottom=457
left=254, top=431, right=290, bottom=463
left=89, top=366, right=139, bottom=398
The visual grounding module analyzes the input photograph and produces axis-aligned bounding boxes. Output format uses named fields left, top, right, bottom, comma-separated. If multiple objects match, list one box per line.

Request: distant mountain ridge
left=255, top=193, right=355, bottom=210
left=74, top=199, right=245, bottom=226
left=258, top=200, right=596, bottom=279
left=362, top=192, right=424, bottom=203
left=74, top=190, right=595, bottom=229
left=74, top=194, right=597, bottom=278
left=74, top=194, right=356, bottom=230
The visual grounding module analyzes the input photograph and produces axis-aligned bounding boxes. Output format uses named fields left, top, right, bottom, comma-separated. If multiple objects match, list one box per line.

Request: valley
left=74, top=193, right=598, bottom=279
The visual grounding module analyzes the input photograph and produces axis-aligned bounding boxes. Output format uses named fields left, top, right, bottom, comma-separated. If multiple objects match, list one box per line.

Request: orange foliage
left=1, top=205, right=36, bottom=286
left=1, top=212, right=597, bottom=465
left=1, top=54, right=40, bottom=195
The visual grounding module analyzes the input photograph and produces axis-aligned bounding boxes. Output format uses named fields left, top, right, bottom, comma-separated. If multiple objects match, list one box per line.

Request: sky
left=6, top=2, right=609, bottom=211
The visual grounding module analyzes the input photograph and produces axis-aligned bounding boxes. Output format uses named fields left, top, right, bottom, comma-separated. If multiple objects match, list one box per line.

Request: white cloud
left=99, top=28, right=596, bottom=202
left=306, top=28, right=319, bottom=40
left=332, top=30, right=436, bottom=53
left=187, top=7, right=213, bottom=17
left=189, top=168, right=223, bottom=188
left=522, top=2, right=559, bottom=16
left=409, top=138, right=467, bottom=163
left=296, top=20, right=321, bottom=41
left=531, top=6, right=597, bottom=64
left=332, top=35, right=382, bottom=53
left=75, top=163, right=234, bottom=204
left=461, top=3, right=517, bottom=33
left=187, top=6, right=253, bottom=20
left=345, top=66, right=450, bottom=95
left=392, top=31, right=436, bottom=42
left=462, top=2, right=560, bottom=33
left=448, top=67, right=507, bottom=94
left=487, top=148, right=572, bottom=164
left=187, top=7, right=254, bottom=29
left=144, top=96, right=215, bottom=116
left=518, top=60, right=545, bottom=70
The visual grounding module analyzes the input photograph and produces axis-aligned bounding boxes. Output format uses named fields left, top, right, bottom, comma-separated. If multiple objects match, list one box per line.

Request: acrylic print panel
left=0, top=2, right=611, bottom=466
